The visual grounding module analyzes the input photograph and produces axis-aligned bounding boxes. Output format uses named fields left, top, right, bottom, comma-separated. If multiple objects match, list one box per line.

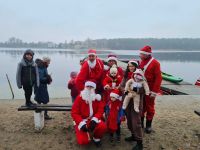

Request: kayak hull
left=162, top=72, right=183, bottom=83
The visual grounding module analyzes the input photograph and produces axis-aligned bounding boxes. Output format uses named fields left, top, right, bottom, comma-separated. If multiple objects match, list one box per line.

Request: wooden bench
left=18, top=104, right=72, bottom=131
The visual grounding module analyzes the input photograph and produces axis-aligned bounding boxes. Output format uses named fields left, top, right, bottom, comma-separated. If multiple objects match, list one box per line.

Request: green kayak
left=162, top=72, right=183, bottom=83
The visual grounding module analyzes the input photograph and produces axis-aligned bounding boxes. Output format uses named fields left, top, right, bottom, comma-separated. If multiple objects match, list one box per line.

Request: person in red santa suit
left=71, top=81, right=107, bottom=147
left=106, top=89, right=125, bottom=143
left=139, top=45, right=162, bottom=134
left=102, top=65, right=122, bottom=106
left=104, top=54, right=124, bottom=78
left=75, top=49, right=104, bottom=93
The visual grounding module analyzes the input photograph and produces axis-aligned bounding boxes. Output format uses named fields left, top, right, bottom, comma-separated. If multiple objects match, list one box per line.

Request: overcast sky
left=0, top=0, right=200, bottom=42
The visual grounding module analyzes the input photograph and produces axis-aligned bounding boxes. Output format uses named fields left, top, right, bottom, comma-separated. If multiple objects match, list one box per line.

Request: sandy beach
left=0, top=95, right=200, bottom=150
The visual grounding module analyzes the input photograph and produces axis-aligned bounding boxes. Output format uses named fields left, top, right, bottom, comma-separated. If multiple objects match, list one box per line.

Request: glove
left=47, top=75, right=52, bottom=84
left=80, top=124, right=88, bottom=132
left=89, top=120, right=97, bottom=132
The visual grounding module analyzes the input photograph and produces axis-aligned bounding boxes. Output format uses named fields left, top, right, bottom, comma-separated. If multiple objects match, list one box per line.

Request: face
left=110, top=72, right=117, bottom=77
left=88, top=55, right=96, bottom=62
left=139, top=53, right=149, bottom=60
left=128, top=64, right=136, bottom=72
left=108, top=60, right=117, bottom=67
left=110, top=97, right=116, bottom=101
left=25, top=54, right=33, bottom=61
left=86, top=86, right=94, bottom=91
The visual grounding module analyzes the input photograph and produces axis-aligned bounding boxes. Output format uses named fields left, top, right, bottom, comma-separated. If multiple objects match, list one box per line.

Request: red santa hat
left=110, top=89, right=121, bottom=100
left=88, top=49, right=96, bottom=56
left=140, top=45, right=152, bottom=55
left=128, top=59, right=139, bottom=67
left=107, top=54, right=118, bottom=62
left=85, top=80, right=96, bottom=89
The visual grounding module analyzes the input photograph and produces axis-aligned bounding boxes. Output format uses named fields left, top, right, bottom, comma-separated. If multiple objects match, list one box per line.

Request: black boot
left=145, top=120, right=152, bottom=134
left=141, top=117, right=144, bottom=128
left=44, top=111, right=52, bottom=120
left=132, top=140, right=143, bottom=150
left=93, top=140, right=102, bottom=148
left=109, top=133, right=114, bottom=143
left=125, top=134, right=136, bottom=142
left=25, top=100, right=36, bottom=107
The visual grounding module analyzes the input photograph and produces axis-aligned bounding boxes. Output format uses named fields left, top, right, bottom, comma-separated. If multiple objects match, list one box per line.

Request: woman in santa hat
left=75, top=49, right=104, bottom=93
left=71, top=80, right=107, bottom=147
left=102, top=65, right=122, bottom=106
left=103, top=54, right=124, bottom=78
left=106, top=89, right=125, bottom=143
left=120, top=59, right=145, bottom=150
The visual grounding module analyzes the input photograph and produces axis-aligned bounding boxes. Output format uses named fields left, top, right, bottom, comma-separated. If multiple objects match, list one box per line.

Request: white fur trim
left=104, top=65, right=109, bottom=70
left=91, top=117, right=99, bottom=123
left=140, top=51, right=151, bottom=55
left=110, top=93, right=119, bottom=99
left=93, top=137, right=100, bottom=142
left=95, top=94, right=101, bottom=101
left=88, top=53, right=96, bottom=56
left=85, top=81, right=96, bottom=89
left=118, top=96, right=122, bottom=101
left=107, top=56, right=117, bottom=62
left=150, top=91, right=157, bottom=97
left=78, top=120, right=86, bottom=130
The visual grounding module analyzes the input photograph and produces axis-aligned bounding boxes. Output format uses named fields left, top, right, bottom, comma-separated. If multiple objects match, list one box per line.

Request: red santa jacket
left=71, top=94, right=105, bottom=129
left=139, top=56, right=162, bottom=94
left=107, top=99, right=123, bottom=132
left=75, top=58, right=104, bottom=92
left=103, top=74, right=122, bottom=89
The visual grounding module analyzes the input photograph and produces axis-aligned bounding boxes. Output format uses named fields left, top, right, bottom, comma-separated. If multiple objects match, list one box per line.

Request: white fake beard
left=88, top=59, right=96, bottom=68
left=81, top=88, right=96, bottom=103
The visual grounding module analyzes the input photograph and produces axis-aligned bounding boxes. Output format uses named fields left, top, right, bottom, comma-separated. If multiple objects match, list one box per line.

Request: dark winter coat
left=16, top=50, right=39, bottom=88
left=34, top=59, right=50, bottom=104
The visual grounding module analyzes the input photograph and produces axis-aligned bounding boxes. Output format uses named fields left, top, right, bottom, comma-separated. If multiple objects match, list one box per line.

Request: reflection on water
left=0, top=48, right=200, bottom=99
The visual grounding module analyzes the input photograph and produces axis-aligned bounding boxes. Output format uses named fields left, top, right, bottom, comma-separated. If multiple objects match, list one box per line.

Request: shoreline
left=0, top=95, right=200, bottom=150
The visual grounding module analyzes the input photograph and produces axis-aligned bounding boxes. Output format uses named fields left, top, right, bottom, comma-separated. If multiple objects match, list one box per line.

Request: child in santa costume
left=75, top=49, right=104, bottom=93
left=103, top=54, right=124, bottom=78
left=122, top=69, right=150, bottom=113
left=106, top=89, right=125, bottom=143
left=68, top=71, right=79, bottom=103
left=102, top=65, right=122, bottom=105
left=71, top=81, right=107, bottom=147
left=139, top=45, right=162, bottom=134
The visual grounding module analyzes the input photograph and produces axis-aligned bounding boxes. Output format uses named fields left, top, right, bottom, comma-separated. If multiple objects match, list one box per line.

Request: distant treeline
left=1, top=37, right=200, bottom=50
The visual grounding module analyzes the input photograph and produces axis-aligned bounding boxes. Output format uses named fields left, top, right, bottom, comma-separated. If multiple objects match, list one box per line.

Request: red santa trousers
left=142, top=95, right=155, bottom=121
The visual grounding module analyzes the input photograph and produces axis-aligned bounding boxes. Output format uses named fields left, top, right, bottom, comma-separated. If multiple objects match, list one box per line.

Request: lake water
left=0, top=48, right=200, bottom=99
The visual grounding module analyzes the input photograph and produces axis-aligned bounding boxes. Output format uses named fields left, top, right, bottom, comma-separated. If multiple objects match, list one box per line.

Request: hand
left=80, top=124, right=88, bottom=132
left=104, top=85, right=111, bottom=90
left=47, top=75, right=52, bottom=84
left=89, top=120, right=97, bottom=132
left=124, top=91, right=129, bottom=95
left=149, top=92, right=156, bottom=100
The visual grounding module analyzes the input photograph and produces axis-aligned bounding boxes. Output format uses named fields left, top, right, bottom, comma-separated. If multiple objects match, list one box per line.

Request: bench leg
left=34, top=111, right=44, bottom=131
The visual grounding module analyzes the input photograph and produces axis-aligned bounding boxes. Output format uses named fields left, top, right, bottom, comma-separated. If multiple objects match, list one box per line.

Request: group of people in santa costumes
left=71, top=46, right=162, bottom=150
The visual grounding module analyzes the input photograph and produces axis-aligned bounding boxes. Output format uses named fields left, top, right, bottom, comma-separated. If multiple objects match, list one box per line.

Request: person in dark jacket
left=34, top=57, right=52, bottom=120
left=16, top=49, right=39, bottom=107
left=68, top=71, right=79, bottom=103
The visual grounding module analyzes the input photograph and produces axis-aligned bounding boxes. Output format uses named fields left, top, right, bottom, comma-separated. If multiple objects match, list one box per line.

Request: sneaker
left=26, top=101, right=37, bottom=107
left=45, top=114, right=53, bottom=120
left=132, top=143, right=143, bottom=150
left=117, top=135, right=121, bottom=143
left=125, top=135, right=136, bottom=142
